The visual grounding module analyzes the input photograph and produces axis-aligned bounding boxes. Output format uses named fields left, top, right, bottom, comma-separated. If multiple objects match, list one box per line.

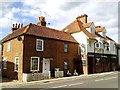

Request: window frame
left=36, top=39, right=44, bottom=51
left=7, top=42, right=10, bottom=52
left=64, top=60, right=68, bottom=70
left=64, top=43, right=69, bottom=53
left=3, top=58, right=7, bottom=69
left=106, top=43, right=110, bottom=51
left=30, top=57, right=40, bottom=72
left=14, top=57, right=19, bottom=72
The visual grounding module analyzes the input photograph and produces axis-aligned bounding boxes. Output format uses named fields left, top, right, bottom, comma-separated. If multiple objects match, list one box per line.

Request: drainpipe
left=94, top=40, right=98, bottom=73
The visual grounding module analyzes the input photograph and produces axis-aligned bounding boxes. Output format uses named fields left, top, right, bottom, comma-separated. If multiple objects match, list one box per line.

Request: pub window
left=95, top=43, right=99, bottom=48
left=106, top=43, right=109, bottom=51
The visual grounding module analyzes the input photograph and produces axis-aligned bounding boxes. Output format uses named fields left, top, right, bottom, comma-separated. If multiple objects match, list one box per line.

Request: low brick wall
left=23, top=71, right=51, bottom=82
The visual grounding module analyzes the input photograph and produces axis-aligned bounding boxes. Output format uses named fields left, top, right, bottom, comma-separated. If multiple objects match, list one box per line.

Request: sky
left=0, top=0, right=119, bottom=43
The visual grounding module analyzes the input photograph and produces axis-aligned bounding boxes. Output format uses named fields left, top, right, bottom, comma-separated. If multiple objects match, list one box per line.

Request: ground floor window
left=3, top=58, right=7, bottom=69
left=64, top=60, right=68, bottom=70
left=14, top=57, right=19, bottom=72
left=31, top=57, right=40, bottom=72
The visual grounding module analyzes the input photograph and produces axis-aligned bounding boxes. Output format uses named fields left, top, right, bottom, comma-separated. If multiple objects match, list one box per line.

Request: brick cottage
left=1, top=16, right=83, bottom=81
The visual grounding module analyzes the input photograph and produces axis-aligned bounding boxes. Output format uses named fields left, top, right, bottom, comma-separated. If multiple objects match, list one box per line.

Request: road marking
left=51, top=85, right=68, bottom=88
left=51, top=82, right=84, bottom=88
left=68, top=82, right=83, bottom=86
left=95, top=76, right=117, bottom=82
left=104, top=77, right=117, bottom=80
left=95, top=79, right=104, bottom=82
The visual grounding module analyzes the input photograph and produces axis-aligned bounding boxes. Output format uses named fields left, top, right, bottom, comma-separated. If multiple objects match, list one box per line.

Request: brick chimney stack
left=37, top=16, right=46, bottom=26
left=12, top=23, right=23, bottom=32
left=76, top=14, right=88, bottom=23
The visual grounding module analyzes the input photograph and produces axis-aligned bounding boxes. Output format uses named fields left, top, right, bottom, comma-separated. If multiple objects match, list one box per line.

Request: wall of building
left=87, top=39, right=95, bottom=53
left=23, top=35, right=80, bottom=77
left=71, top=31, right=88, bottom=75
left=2, top=36, right=24, bottom=80
left=86, top=23, right=95, bottom=34
left=119, top=50, right=120, bottom=66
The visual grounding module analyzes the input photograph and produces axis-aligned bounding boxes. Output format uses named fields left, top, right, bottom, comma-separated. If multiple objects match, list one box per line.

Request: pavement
left=0, top=71, right=118, bottom=88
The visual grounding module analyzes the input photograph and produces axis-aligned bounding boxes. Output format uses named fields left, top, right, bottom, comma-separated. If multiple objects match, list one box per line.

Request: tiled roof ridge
left=33, top=23, right=70, bottom=35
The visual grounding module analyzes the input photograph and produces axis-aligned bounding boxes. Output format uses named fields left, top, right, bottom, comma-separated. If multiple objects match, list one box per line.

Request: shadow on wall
left=2, top=61, right=18, bottom=82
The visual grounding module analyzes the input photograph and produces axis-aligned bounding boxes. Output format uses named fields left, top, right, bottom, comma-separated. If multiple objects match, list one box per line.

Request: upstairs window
left=36, top=39, right=44, bottom=51
left=95, top=43, right=100, bottom=48
left=106, top=43, right=110, bottom=51
left=7, top=42, right=10, bottom=52
left=64, top=43, right=68, bottom=53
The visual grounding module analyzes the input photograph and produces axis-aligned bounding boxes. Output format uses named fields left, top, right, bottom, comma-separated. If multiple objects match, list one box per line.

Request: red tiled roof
left=1, top=23, right=78, bottom=43
left=62, top=20, right=95, bottom=39
left=95, top=26, right=105, bottom=33
left=83, top=22, right=93, bottom=28
left=1, top=25, right=29, bottom=43
left=62, top=20, right=82, bottom=34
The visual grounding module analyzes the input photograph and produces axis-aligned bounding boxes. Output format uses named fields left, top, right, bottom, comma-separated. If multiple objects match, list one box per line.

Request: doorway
left=42, top=58, right=50, bottom=73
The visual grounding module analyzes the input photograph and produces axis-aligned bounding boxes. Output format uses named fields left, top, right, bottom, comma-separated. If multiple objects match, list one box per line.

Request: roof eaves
left=1, top=24, right=30, bottom=43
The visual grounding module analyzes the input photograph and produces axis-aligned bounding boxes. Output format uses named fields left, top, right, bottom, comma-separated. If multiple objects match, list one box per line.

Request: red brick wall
left=2, top=36, right=24, bottom=80
left=23, top=35, right=79, bottom=76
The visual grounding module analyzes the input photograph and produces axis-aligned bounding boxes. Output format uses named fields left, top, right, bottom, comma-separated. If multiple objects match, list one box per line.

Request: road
left=2, top=71, right=119, bottom=89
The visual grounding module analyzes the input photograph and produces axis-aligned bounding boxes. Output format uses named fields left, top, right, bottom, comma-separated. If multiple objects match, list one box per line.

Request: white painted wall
left=0, top=44, right=1, bottom=61
left=71, top=31, right=88, bottom=55
left=119, top=50, right=120, bottom=66
left=87, top=39, right=95, bottom=52
left=86, top=23, right=95, bottom=34
left=109, top=41, right=116, bottom=55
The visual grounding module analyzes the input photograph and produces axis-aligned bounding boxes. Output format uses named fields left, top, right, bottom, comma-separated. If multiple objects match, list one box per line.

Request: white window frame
left=95, top=42, right=100, bottom=48
left=3, top=58, right=7, bottom=69
left=30, top=57, right=40, bottom=72
left=64, top=43, right=68, bottom=53
left=36, top=39, right=44, bottom=51
left=7, top=42, right=10, bottom=52
left=14, top=57, right=19, bottom=72
left=64, top=60, right=68, bottom=70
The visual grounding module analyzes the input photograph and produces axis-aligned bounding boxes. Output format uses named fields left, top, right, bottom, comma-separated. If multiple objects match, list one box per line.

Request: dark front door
left=88, top=57, right=94, bottom=74
left=73, top=59, right=83, bottom=75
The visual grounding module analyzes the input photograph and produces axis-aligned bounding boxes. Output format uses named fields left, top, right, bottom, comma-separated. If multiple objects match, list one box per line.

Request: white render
left=71, top=31, right=88, bottom=55
left=86, top=23, right=95, bottom=34
left=71, top=26, right=117, bottom=56
left=119, top=50, right=120, bottom=66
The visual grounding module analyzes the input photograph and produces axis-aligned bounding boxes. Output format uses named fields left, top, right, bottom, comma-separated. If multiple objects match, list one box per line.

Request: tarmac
left=0, top=71, right=118, bottom=88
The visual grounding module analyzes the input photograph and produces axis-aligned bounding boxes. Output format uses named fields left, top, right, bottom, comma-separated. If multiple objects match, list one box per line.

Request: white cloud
left=0, top=0, right=118, bottom=42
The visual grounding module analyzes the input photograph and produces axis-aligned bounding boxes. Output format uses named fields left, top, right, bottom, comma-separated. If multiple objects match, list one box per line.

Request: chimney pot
left=13, top=24, right=15, bottom=28
left=21, top=24, right=23, bottom=28
left=15, top=23, right=17, bottom=28
left=18, top=24, right=20, bottom=29
left=76, top=14, right=88, bottom=23
left=37, top=16, right=46, bottom=26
